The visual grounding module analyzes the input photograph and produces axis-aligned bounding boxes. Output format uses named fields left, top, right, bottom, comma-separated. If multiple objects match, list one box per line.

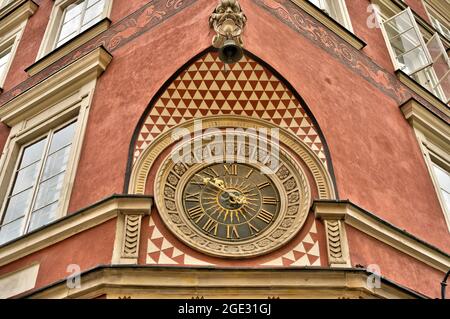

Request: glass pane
left=87, top=0, right=102, bottom=7
left=42, top=146, right=71, bottom=180
left=58, top=15, right=82, bottom=42
left=389, top=29, right=421, bottom=55
left=0, top=48, right=12, bottom=67
left=396, top=46, right=428, bottom=75
left=49, top=122, right=76, bottom=153
left=80, top=18, right=99, bottom=32
left=443, top=191, right=450, bottom=214
left=385, top=10, right=414, bottom=35
left=2, top=190, right=32, bottom=224
left=432, top=164, right=450, bottom=192
left=20, top=138, right=47, bottom=168
left=81, top=2, right=104, bottom=30
left=0, top=218, right=24, bottom=245
left=11, top=163, right=40, bottom=195
left=33, top=173, right=65, bottom=211
left=28, top=202, right=59, bottom=232
left=65, top=1, right=84, bottom=21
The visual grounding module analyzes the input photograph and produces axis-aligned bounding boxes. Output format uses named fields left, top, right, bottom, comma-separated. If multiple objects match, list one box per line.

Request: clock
left=154, top=131, right=311, bottom=258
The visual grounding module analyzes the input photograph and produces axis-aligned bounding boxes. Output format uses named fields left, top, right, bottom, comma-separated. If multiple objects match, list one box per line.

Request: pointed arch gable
left=124, top=48, right=339, bottom=197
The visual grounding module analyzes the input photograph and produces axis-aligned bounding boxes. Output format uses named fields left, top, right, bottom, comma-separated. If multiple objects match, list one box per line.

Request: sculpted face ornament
left=209, top=0, right=247, bottom=64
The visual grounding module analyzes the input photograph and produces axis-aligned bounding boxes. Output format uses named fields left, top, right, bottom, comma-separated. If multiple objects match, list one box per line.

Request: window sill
left=290, top=0, right=366, bottom=50
left=396, top=70, right=450, bottom=120
left=0, top=195, right=153, bottom=267
left=0, top=0, right=37, bottom=33
left=25, top=18, right=111, bottom=77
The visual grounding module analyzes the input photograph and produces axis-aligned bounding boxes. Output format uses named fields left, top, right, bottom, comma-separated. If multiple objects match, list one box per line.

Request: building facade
left=0, top=0, right=448, bottom=299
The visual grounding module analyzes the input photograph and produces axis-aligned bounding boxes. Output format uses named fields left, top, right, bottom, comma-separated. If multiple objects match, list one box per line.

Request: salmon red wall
left=0, top=218, right=116, bottom=290
left=346, top=225, right=444, bottom=298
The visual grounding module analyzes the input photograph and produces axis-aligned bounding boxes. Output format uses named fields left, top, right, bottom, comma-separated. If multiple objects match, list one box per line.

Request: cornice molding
left=313, top=200, right=450, bottom=273
left=0, top=0, right=38, bottom=34
left=0, top=46, right=112, bottom=126
left=400, top=97, right=450, bottom=150
left=21, top=266, right=425, bottom=299
left=26, top=18, right=112, bottom=76
left=0, top=195, right=153, bottom=267
left=290, top=0, right=366, bottom=50
left=396, top=70, right=450, bottom=121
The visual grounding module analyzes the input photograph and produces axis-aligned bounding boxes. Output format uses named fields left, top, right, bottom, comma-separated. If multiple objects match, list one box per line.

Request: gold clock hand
left=204, top=178, right=246, bottom=204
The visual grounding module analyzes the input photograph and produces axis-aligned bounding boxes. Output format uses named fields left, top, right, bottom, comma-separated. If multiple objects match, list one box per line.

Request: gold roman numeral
left=226, top=225, right=240, bottom=239
left=256, top=209, right=274, bottom=224
left=188, top=206, right=205, bottom=223
left=224, top=164, right=238, bottom=175
left=185, top=192, right=200, bottom=202
left=257, top=182, right=270, bottom=189
left=247, top=222, right=259, bottom=235
left=202, top=218, right=219, bottom=236
left=262, top=196, right=277, bottom=205
left=245, top=168, right=254, bottom=179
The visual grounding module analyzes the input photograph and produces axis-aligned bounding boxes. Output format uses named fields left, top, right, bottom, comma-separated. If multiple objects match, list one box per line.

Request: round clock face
left=182, top=163, right=281, bottom=242
left=155, top=132, right=311, bottom=258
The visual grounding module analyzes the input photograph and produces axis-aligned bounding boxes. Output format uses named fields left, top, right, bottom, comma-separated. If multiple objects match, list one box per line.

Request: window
left=0, top=121, right=77, bottom=245
left=424, top=2, right=450, bottom=41
left=0, top=45, right=12, bottom=85
left=307, top=0, right=353, bottom=31
left=55, top=0, right=106, bottom=48
left=379, top=7, right=450, bottom=103
left=0, top=0, right=14, bottom=9
left=431, top=162, right=450, bottom=216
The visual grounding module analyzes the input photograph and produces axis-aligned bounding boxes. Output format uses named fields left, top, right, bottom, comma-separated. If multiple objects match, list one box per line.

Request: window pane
left=0, top=218, right=24, bottom=245
left=83, top=0, right=104, bottom=24
left=20, top=138, right=47, bottom=168
left=28, top=202, right=59, bottom=232
left=443, top=191, right=450, bottom=213
left=432, top=164, right=450, bottom=192
left=2, top=190, right=33, bottom=224
left=65, top=2, right=84, bottom=21
left=389, top=29, right=421, bottom=55
left=385, top=11, right=414, bottom=35
left=49, top=122, right=76, bottom=153
left=0, top=47, right=12, bottom=79
left=11, top=163, right=40, bottom=195
left=396, top=46, right=428, bottom=74
left=42, top=146, right=71, bottom=180
left=58, top=15, right=82, bottom=41
left=33, top=173, right=65, bottom=211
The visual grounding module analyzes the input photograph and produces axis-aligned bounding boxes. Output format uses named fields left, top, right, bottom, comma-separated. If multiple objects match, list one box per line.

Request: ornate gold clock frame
left=129, top=116, right=336, bottom=258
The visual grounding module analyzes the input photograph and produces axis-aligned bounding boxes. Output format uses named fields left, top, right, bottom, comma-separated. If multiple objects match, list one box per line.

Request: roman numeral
left=202, top=218, right=219, bottom=236
left=185, top=192, right=200, bottom=202
left=256, top=209, right=274, bottom=224
left=227, top=225, right=240, bottom=239
left=224, top=164, right=238, bottom=175
left=257, top=182, right=270, bottom=190
left=245, top=168, right=254, bottom=179
left=262, top=196, right=277, bottom=205
left=188, top=206, right=205, bottom=223
left=247, top=222, right=259, bottom=235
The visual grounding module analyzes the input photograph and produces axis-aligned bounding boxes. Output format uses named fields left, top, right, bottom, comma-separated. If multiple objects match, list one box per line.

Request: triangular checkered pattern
left=146, top=216, right=213, bottom=266
left=146, top=216, right=321, bottom=267
left=134, top=52, right=327, bottom=166
left=261, top=221, right=320, bottom=267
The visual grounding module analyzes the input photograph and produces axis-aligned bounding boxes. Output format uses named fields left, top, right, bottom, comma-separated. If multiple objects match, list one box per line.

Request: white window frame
left=423, top=1, right=450, bottom=41
left=36, top=0, right=113, bottom=60
left=379, top=7, right=433, bottom=76
left=308, top=0, right=354, bottom=32
left=0, top=20, right=25, bottom=90
left=415, top=130, right=450, bottom=232
left=0, top=80, right=96, bottom=245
